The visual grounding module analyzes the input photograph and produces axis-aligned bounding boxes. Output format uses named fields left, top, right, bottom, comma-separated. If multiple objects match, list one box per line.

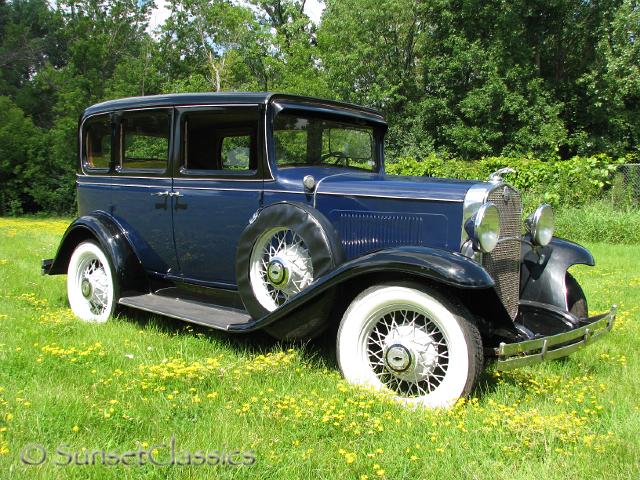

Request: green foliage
left=1, top=0, right=640, bottom=214
left=555, top=201, right=640, bottom=244
left=387, top=155, right=623, bottom=208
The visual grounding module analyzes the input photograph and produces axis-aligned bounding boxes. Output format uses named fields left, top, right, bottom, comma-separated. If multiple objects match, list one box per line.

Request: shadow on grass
left=114, top=306, right=521, bottom=399
left=114, top=305, right=341, bottom=370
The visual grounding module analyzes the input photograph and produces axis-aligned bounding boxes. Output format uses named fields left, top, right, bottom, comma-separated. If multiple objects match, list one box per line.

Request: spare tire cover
left=235, top=201, right=344, bottom=320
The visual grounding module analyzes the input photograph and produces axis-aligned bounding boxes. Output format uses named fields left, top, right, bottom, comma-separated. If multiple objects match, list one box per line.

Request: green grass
left=0, top=217, right=638, bottom=479
left=555, top=200, right=640, bottom=245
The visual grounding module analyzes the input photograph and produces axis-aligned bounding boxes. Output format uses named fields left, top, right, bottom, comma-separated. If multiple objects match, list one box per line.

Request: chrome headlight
left=465, top=202, right=500, bottom=253
left=525, top=204, right=554, bottom=246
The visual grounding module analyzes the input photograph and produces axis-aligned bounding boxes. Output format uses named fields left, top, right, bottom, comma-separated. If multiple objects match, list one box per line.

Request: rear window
left=83, top=115, right=112, bottom=171
left=120, top=110, right=170, bottom=172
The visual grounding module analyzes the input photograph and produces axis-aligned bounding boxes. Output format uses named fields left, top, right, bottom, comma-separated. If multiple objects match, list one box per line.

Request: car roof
left=82, top=92, right=386, bottom=124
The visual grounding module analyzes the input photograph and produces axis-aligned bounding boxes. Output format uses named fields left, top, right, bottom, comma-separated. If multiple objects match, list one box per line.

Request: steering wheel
left=321, top=151, right=350, bottom=167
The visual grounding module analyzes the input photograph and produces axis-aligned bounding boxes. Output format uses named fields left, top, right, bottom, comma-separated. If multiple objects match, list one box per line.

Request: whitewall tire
left=337, top=284, right=483, bottom=408
left=67, top=241, right=117, bottom=323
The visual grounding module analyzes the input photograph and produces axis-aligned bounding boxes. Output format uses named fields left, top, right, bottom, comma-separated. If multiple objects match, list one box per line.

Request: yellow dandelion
left=72, top=425, right=79, bottom=433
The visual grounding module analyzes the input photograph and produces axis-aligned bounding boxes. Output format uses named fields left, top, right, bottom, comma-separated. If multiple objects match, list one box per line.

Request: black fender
left=228, top=246, right=497, bottom=332
left=45, top=211, right=147, bottom=292
left=520, top=236, right=594, bottom=311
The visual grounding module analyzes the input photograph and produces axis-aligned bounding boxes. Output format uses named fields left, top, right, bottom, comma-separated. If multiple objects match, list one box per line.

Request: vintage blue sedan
left=42, top=93, right=616, bottom=407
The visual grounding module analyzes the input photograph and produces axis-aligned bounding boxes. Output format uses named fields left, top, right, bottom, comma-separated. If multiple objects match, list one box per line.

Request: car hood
left=315, top=172, right=476, bottom=203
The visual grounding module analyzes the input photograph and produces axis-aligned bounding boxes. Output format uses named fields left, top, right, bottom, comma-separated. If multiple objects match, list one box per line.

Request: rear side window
left=83, top=115, right=112, bottom=172
left=181, top=108, right=258, bottom=175
left=120, top=110, right=170, bottom=173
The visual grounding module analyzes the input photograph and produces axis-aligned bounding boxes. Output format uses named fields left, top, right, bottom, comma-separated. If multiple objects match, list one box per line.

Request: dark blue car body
left=43, top=93, right=615, bottom=371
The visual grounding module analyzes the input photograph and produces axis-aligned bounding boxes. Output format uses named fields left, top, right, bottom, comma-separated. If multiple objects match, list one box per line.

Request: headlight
left=465, top=203, right=500, bottom=253
left=526, top=204, right=554, bottom=246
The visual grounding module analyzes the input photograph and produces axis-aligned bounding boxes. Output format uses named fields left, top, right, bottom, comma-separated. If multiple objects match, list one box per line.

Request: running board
left=118, top=293, right=252, bottom=331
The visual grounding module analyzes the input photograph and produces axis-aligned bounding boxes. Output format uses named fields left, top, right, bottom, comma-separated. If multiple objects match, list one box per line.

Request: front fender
left=520, top=236, right=594, bottom=311
left=46, top=211, right=147, bottom=292
left=229, top=246, right=495, bottom=332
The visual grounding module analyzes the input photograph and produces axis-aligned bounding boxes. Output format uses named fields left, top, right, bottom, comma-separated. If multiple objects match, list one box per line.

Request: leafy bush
left=386, top=154, right=623, bottom=208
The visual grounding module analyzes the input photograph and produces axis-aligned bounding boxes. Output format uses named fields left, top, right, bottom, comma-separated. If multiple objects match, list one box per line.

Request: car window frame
left=79, top=112, right=115, bottom=176
left=266, top=103, right=384, bottom=175
left=114, top=107, right=174, bottom=178
left=174, top=105, right=268, bottom=181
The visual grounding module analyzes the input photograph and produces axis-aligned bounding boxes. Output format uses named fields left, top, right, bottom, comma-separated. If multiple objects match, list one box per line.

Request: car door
left=107, top=108, right=179, bottom=276
left=171, top=105, right=264, bottom=287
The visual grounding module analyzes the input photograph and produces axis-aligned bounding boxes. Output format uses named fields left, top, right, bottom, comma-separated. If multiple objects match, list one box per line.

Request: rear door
left=108, top=108, right=179, bottom=276
left=171, top=105, right=264, bottom=287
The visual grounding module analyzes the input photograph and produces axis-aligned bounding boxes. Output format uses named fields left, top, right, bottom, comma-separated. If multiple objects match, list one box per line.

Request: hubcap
left=267, top=258, right=289, bottom=286
left=384, top=344, right=412, bottom=372
left=81, top=278, right=93, bottom=299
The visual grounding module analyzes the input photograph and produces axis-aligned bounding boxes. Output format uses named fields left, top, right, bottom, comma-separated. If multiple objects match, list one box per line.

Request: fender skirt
left=228, top=246, right=495, bottom=332
left=44, top=211, right=146, bottom=292
left=519, top=236, right=594, bottom=311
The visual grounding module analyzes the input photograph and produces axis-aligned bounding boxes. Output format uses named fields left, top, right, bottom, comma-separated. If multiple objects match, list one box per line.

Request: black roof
left=83, top=92, right=385, bottom=124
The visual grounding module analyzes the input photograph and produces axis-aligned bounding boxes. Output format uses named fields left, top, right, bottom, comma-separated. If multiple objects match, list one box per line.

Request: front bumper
left=495, top=304, right=617, bottom=371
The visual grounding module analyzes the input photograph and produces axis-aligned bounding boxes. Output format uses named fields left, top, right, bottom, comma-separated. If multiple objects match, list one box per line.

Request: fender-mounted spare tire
left=235, top=202, right=344, bottom=339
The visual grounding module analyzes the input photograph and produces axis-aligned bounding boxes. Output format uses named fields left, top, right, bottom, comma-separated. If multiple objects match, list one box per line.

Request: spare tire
left=235, top=202, right=344, bottom=339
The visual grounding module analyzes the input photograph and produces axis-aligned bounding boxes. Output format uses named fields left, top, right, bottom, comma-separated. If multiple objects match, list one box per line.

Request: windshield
left=273, top=113, right=377, bottom=171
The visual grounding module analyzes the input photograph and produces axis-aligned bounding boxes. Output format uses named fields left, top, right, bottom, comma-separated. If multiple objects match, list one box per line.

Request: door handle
left=151, top=191, right=170, bottom=197
left=169, top=191, right=183, bottom=197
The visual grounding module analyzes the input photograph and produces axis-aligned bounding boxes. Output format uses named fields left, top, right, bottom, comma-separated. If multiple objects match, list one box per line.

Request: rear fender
left=520, top=236, right=594, bottom=311
left=46, top=211, right=147, bottom=292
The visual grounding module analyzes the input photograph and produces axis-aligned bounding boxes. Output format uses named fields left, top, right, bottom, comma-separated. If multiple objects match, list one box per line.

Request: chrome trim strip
left=495, top=305, right=617, bottom=371
left=78, top=172, right=264, bottom=182
left=171, top=176, right=263, bottom=182
left=170, top=186, right=261, bottom=192
left=315, top=191, right=464, bottom=203
left=263, top=189, right=307, bottom=195
left=312, top=172, right=352, bottom=208
left=78, top=181, right=263, bottom=193
left=77, top=181, right=170, bottom=189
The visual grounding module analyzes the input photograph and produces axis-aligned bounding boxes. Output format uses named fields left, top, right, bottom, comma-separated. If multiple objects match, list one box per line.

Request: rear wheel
left=337, top=284, right=483, bottom=408
left=67, top=241, right=117, bottom=323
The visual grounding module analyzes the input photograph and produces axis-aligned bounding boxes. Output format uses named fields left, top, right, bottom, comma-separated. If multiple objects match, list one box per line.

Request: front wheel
left=337, top=284, right=483, bottom=408
left=67, top=241, right=117, bottom=323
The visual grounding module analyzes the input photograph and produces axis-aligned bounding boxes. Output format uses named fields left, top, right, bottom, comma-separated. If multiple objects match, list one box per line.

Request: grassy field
left=0, top=217, right=638, bottom=479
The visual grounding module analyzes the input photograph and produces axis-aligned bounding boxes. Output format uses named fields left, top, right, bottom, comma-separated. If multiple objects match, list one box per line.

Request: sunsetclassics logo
left=19, top=435, right=256, bottom=467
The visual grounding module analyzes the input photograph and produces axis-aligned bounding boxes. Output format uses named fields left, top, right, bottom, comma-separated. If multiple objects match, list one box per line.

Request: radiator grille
left=483, top=186, right=522, bottom=319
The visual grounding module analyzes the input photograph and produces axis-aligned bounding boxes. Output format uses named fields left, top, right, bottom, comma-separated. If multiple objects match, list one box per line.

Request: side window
left=120, top=110, right=170, bottom=173
left=182, top=108, right=258, bottom=175
left=83, top=115, right=112, bottom=172
left=221, top=134, right=252, bottom=170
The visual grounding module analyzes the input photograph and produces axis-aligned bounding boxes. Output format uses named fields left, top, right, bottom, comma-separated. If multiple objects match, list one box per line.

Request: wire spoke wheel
left=365, top=308, right=450, bottom=398
left=337, top=284, right=482, bottom=408
left=249, top=227, right=314, bottom=312
left=67, top=241, right=116, bottom=323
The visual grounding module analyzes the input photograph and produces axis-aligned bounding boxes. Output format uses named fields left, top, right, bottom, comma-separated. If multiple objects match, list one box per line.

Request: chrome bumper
left=495, top=305, right=617, bottom=371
